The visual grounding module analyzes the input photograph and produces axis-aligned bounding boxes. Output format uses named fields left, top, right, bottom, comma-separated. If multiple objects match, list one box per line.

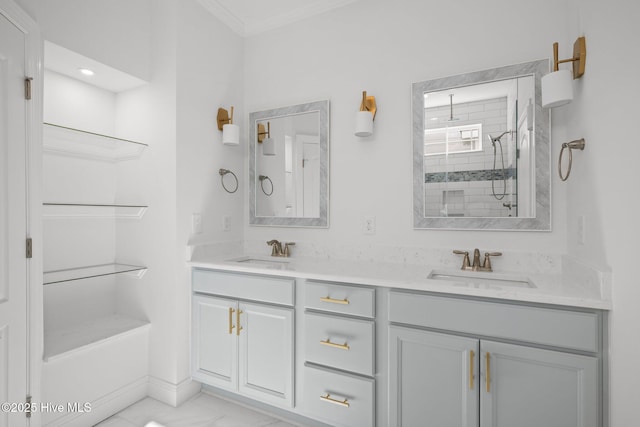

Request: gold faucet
left=267, top=240, right=295, bottom=257
left=453, top=249, right=502, bottom=272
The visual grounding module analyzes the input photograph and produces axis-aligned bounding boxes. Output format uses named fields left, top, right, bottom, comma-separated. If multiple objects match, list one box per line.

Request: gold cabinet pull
left=228, top=307, right=235, bottom=335
left=486, top=352, right=491, bottom=393
left=320, top=339, right=350, bottom=350
left=320, top=393, right=350, bottom=408
left=236, top=309, right=243, bottom=336
left=320, top=296, right=349, bottom=305
left=469, top=350, right=475, bottom=390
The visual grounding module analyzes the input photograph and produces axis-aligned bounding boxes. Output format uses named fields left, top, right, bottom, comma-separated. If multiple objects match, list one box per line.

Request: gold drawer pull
left=320, top=339, right=350, bottom=350
left=486, top=352, right=491, bottom=393
left=228, top=307, right=235, bottom=335
left=236, top=309, right=243, bottom=336
left=320, top=296, right=350, bottom=305
left=320, top=393, right=350, bottom=408
left=469, top=350, right=475, bottom=390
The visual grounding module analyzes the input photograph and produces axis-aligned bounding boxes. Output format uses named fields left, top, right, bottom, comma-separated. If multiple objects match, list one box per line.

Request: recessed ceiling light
left=78, top=68, right=95, bottom=76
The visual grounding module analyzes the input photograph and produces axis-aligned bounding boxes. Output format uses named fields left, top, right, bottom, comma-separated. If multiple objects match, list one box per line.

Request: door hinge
left=26, top=238, right=32, bottom=259
left=26, top=395, right=32, bottom=418
left=24, top=77, right=33, bottom=100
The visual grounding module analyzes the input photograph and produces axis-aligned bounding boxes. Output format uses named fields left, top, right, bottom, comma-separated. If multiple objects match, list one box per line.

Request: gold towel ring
left=558, top=139, right=585, bottom=181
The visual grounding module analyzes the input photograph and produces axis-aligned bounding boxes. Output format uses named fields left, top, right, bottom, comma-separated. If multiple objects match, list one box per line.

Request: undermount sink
left=428, top=269, right=535, bottom=289
left=228, top=256, right=291, bottom=269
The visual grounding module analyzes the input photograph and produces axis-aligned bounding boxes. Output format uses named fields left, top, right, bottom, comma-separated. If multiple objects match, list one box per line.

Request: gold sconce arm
left=257, top=121, right=271, bottom=143
left=359, top=90, right=377, bottom=120
left=217, top=106, right=234, bottom=130
left=552, top=37, right=586, bottom=78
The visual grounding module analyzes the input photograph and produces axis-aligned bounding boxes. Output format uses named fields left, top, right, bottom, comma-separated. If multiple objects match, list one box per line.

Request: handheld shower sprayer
left=487, top=130, right=513, bottom=201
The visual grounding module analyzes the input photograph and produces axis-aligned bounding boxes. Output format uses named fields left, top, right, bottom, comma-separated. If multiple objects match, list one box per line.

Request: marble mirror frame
left=249, top=100, right=329, bottom=228
left=413, top=59, right=551, bottom=230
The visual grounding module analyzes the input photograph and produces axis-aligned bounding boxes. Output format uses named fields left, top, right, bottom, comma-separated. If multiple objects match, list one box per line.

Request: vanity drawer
left=389, top=291, right=600, bottom=353
left=302, top=364, right=375, bottom=427
left=304, top=311, right=375, bottom=377
left=192, top=269, right=294, bottom=306
left=305, top=281, right=375, bottom=318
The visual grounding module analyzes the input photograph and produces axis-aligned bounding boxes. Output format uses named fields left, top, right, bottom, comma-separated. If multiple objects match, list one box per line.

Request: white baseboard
left=148, top=376, right=202, bottom=407
left=44, top=376, right=148, bottom=427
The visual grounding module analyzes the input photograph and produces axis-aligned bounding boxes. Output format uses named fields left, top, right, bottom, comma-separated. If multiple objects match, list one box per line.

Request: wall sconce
left=541, top=36, right=586, bottom=108
left=355, top=90, right=377, bottom=137
left=217, top=106, right=239, bottom=145
left=258, top=122, right=276, bottom=156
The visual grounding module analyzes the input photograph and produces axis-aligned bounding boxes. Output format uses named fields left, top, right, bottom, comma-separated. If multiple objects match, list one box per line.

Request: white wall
left=244, top=0, right=570, bottom=256
left=563, top=0, right=640, bottom=425
left=175, top=0, right=245, bottom=384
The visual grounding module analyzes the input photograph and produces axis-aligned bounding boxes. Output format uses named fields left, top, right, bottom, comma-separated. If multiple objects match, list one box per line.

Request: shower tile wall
left=424, top=97, right=516, bottom=217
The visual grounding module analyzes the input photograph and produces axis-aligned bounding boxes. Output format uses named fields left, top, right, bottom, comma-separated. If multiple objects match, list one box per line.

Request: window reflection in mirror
left=422, top=75, right=535, bottom=218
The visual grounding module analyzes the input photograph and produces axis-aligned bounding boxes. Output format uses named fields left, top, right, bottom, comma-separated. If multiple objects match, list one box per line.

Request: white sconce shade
left=222, top=123, right=239, bottom=145
left=262, top=137, right=276, bottom=156
left=542, top=69, right=574, bottom=108
left=355, top=111, right=373, bottom=137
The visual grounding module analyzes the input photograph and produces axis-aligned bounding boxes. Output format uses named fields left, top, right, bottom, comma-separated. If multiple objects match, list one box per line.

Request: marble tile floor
left=95, top=393, right=305, bottom=427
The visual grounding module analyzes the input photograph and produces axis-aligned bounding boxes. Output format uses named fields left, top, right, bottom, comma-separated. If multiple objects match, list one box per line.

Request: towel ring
left=558, top=139, right=585, bottom=181
left=258, top=175, right=273, bottom=196
left=219, top=168, right=238, bottom=193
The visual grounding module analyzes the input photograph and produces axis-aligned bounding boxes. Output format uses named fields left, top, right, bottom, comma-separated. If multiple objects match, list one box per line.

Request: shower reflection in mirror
left=423, top=76, right=534, bottom=218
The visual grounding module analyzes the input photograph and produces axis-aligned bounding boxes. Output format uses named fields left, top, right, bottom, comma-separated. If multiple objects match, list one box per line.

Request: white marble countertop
left=189, top=250, right=611, bottom=310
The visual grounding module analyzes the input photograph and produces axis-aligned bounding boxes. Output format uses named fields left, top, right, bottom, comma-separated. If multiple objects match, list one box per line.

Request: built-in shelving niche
left=41, top=44, right=152, bottom=425
left=43, top=122, right=148, bottom=161
left=42, top=263, right=149, bottom=361
left=43, top=203, right=148, bottom=219
left=42, top=122, right=150, bottom=361
left=43, top=263, right=147, bottom=285
left=44, top=315, right=150, bottom=362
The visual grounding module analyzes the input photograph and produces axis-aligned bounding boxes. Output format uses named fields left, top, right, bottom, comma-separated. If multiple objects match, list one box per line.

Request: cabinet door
left=389, top=326, right=479, bottom=427
left=192, top=295, right=238, bottom=391
left=238, top=302, right=294, bottom=407
left=480, top=340, right=598, bottom=427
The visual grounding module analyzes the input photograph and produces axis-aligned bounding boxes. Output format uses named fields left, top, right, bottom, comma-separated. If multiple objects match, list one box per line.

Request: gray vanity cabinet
left=191, top=269, right=295, bottom=408
left=389, top=327, right=479, bottom=427
left=388, top=291, right=602, bottom=427
left=479, top=340, right=597, bottom=427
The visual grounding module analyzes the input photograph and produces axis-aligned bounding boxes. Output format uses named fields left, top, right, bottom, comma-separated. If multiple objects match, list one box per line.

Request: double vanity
left=189, top=58, right=608, bottom=426
left=190, top=251, right=609, bottom=427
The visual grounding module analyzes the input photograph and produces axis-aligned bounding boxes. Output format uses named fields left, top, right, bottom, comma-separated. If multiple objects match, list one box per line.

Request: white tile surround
left=96, top=393, right=303, bottom=427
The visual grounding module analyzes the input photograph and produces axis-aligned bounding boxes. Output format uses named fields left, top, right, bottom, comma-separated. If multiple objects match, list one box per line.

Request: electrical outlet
left=222, top=215, right=231, bottom=232
left=192, top=213, right=202, bottom=234
left=363, top=216, right=376, bottom=235
left=578, top=215, right=586, bottom=245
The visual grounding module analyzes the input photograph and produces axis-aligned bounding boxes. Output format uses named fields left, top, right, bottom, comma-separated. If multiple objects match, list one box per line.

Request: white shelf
left=43, top=203, right=148, bottom=219
left=43, top=313, right=150, bottom=362
left=43, top=122, right=147, bottom=161
left=43, top=263, right=147, bottom=285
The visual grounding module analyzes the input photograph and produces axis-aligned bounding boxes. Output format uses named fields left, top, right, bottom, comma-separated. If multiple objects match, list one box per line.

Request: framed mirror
left=249, top=100, right=329, bottom=227
left=413, top=60, right=550, bottom=230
